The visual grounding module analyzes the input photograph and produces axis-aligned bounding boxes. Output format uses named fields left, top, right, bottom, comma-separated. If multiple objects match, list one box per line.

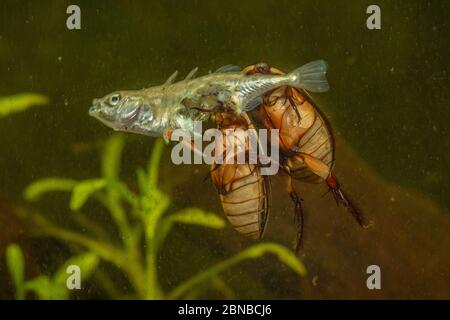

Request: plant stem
left=167, top=243, right=306, bottom=299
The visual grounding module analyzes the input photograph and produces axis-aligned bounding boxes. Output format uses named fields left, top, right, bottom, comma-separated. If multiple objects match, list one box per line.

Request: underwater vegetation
left=6, top=243, right=98, bottom=300
left=0, top=93, right=48, bottom=118
left=1, top=0, right=449, bottom=300
left=5, top=130, right=305, bottom=299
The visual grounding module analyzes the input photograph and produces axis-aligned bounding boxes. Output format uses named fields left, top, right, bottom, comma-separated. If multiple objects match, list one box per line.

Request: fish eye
left=108, top=94, right=121, bottom=106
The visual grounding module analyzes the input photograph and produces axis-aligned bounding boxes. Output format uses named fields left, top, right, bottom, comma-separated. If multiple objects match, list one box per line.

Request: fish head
left=89, top=90, right=162, bottom=136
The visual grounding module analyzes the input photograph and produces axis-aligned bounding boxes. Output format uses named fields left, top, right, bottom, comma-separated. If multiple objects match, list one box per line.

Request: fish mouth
left=88, top=105, right=105, bottom=122
left=89, top=99, right=101, bottom=116
left=88, top=105, right=116, bottom=129
left=88, top=105, right=98, bottom=116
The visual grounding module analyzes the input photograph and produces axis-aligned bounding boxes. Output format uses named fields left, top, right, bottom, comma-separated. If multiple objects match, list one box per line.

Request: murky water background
left=0, top=0, right=449, bottom=299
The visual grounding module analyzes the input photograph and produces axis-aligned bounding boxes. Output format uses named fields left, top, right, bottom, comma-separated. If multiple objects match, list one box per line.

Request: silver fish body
left=89, top=60, right=329, bottom=139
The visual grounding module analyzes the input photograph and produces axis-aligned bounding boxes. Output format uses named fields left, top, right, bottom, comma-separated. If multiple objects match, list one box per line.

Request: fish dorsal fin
left=184, top=67, right=199, bottom=80
left=165, top=70, right=178, bottom=84
left=215, top=64, right=241, bottom=73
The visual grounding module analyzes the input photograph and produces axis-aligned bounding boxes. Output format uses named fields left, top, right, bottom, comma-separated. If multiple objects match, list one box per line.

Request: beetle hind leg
left=290, top=189, right=304, bottom=253
left=284, top=172, right=304, bottom=253
left=326, top=173, right=367, bottom=228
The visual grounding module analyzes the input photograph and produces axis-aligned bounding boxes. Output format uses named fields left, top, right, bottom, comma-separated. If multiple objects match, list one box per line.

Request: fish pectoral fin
left=181, top=96, right=223, bottom=112
left=180, top=97, right=198, bottom=109
left=163, top=130, right=173, bottom=143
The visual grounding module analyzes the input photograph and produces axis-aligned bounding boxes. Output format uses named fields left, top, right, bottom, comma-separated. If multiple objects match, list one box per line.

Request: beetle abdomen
left=297, top=107, right=334, bottom=168
left=212, top=163, right=270, bottom=239
left=210, top=112, right=271, bottom=239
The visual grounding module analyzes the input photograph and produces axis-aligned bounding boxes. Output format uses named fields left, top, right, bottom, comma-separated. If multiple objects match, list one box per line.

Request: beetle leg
left=289, top=99, right=302, bottom=121
left=291, top=190, right=304, bottom=253
left=285, top=87, right=302, bottom=121
left=326, top=173, right=367, bottom=228
left=296, top=152, right=331, bottom=180
left=283, top=169, right=304, bottom=253
left=263, top=93, right=280, bottom=107
left=190, top=107, right=216, bottom=113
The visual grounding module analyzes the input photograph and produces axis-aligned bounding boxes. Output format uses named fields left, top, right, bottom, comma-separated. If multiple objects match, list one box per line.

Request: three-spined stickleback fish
left=88, top=60, right=329, bottom=140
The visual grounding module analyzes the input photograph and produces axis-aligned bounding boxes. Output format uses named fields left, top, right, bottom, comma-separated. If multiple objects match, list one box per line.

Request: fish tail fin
left=289, top=60, right=330, bottom=92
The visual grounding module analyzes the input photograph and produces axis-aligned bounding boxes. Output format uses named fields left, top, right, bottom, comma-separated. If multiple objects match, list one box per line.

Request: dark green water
left=0, top=0, right=449, bottom=299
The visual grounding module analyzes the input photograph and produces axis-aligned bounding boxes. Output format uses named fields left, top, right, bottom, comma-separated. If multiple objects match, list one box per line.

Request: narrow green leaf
left=70, top=179, right=107, bottom=211
left=147, top=139, right=164, bottom=190
left=111, top=181, right=139, bottom=208
left=23, top=209, right=126, bottom=266
left=23, top=178, right=77, bottom=201
left=5, top=244, right=25, bottom=300
left=168, top=209, right=225, bottom=229
left=243, top=243, right=307, bottom=276
left=0, top=93, right=49, bottom=117
left=25, top=276, right=68, bottom=300
left=167, top=243, right=306, bottom=299
left=101, top=133, right=125, bottom=180
left=153, top=220, right=172, bottom=250
left=154, top=208, right=224, bottom=249
left=100, top=134, right=130, bottom=235
left=143, top=189, right=170, bottom=233
left=136, top=167, right=148, bottom=196
left=210, top=276, right=236, bottom=300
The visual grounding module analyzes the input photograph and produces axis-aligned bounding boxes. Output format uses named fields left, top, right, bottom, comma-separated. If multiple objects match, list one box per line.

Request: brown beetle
left=210, top=63, right=366, bottom=252
left=210, top=112, right=271, bottom=239
left=246, top=63, right=366, bottom=249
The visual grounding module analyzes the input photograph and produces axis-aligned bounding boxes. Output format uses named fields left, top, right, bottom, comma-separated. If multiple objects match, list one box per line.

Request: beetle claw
left=289, top=191, right=304, bottom=253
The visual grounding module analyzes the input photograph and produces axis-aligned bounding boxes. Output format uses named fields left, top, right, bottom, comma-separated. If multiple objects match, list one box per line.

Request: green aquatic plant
left=5, top=244, right=25, bottom=300
left=6, top=244, right=98, bottom=300
left=18, top=134, right=305, bottom=299
left=0, top=93, right=49, bottom=117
